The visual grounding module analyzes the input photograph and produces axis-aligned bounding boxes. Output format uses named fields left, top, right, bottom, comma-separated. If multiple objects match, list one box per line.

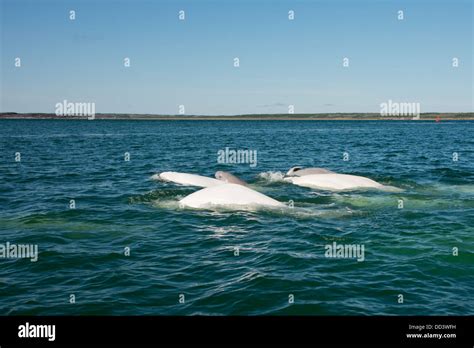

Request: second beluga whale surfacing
left=214, top=171, right=248, bottom=186
left=153, top=170, right=285, bottom=209
left=284, top=166, right=388, bottom=191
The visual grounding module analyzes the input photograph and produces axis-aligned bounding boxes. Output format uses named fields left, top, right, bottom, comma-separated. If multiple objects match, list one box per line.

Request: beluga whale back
left=179, top=183, right=284, bottom=209
left=284, top=166, right=386, bottom=191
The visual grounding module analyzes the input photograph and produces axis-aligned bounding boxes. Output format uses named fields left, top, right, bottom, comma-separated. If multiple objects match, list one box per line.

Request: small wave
left=435, top=184, right=474, bottom=195
left=129, top=189, right=188, bottom=204
left=380, top=185, right=404, bottom=192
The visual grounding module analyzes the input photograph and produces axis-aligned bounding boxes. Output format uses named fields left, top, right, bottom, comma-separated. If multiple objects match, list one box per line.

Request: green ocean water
left=0, top=120, right=473, bottom=315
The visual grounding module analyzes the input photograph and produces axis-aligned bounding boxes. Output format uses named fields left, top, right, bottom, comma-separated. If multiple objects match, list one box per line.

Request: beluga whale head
left=285, top=166, right=303, bottom=177
left=215, top=171, right=248, bottom=186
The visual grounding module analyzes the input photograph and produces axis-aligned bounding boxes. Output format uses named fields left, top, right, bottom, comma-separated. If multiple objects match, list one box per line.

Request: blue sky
left=1, top=0, right=472, bottom=115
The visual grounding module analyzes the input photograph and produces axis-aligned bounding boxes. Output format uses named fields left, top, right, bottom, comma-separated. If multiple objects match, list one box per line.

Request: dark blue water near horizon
left=0, top=120, right=473, bottom=315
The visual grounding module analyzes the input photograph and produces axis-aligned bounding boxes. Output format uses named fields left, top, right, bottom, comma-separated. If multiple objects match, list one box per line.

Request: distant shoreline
left=1, top=112, right=473, bottom=120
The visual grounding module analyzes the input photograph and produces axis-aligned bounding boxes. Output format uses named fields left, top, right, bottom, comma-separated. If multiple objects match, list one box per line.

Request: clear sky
left=1, top=0, right=472, bottom=115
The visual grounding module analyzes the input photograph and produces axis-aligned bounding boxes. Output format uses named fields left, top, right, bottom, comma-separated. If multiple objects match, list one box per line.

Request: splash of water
left=257, top=171, right=285, bottom=183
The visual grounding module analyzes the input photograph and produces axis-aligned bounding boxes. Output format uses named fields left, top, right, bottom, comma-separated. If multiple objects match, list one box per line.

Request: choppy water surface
left=0, top=120, right=473, bottom=315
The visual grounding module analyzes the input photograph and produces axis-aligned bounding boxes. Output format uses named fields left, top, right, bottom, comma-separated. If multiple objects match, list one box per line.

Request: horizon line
left=2, top=111, right=473, bottom=116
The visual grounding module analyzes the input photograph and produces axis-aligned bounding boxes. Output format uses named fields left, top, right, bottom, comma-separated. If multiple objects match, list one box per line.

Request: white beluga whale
left=153, top=170, right=285, bottom=209
left=153, top=171, right=223, bottom=188
left=179, top=183, right=284, bottom=209
left=284, top=166, right=386, bottom=191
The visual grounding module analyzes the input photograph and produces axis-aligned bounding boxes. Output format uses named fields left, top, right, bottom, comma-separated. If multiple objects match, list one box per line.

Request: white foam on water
left=151, top=198, right=183, bottom=210
left=257, top=171, right=285, bottom=183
